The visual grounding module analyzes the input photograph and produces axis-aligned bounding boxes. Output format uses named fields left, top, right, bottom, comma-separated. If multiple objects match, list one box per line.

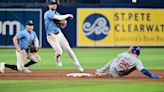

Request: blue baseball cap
left=26, top=20, right=34, bottom=26
left=48, top=0, right=57, bottom=4
left=131, top=46, right=140, bottom=55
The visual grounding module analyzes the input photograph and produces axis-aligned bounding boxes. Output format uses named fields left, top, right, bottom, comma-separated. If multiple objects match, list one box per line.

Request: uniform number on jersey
left=119, top=60, right=130, bottom=71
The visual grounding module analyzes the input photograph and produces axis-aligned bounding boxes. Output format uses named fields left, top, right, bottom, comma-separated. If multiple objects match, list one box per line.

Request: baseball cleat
left=56, top=61, right=62, bottom=67
left=94, top=70, right=102, bottom=77
left=78, top=67, right=84, bottom=73
left=96, top=69, right=101, bottom=74
left=23, top=67, right=32, bottom=73
left=0, top=62, right=5, bottom=73
left=76, top=64, right=84, bottom=72
left=93, top=72, right=101, bottom=77
left=95, top=69, right=109, bottom=77
left=94, top=72, right=105, bottom=77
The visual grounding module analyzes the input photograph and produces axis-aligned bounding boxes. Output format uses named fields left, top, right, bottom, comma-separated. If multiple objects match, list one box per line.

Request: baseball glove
left=29, top=45, right=38, bottom=53
left=53, top=19, right=67, bottom=28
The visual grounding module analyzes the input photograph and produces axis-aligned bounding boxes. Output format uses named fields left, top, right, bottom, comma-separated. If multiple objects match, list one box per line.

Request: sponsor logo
left=0, top=21, right=21, bottom=35
left=82, top=14, right=110, bottom=41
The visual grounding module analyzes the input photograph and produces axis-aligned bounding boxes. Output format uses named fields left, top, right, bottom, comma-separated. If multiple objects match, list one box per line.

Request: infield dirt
left=0, top=69, right=163, bottom=82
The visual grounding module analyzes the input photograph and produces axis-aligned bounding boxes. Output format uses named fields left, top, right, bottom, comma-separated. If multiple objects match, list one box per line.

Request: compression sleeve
left=53, top=14, right=70, bottom=20
left=141, top=68, right=152, bottom=78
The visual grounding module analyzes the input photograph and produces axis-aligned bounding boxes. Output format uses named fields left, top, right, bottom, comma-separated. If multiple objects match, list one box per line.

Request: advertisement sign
left=77, top=8, right=164, bottom=47
left=0, top=8, right=42, bottom=47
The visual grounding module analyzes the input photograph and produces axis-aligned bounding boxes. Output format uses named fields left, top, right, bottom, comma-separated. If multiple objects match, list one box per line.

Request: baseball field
left=0, top=48, right=164, bottom=92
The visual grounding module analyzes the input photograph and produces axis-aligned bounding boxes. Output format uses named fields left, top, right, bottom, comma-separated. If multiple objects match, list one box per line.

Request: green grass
left=0, top=48, right=164, bottom=70
left=0, top=48, right=164, bottom=92
left=0, top=80, right=164, bottom=92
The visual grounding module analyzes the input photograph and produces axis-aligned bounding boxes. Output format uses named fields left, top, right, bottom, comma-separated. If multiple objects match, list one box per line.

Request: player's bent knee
left=32, top=58, right=41, bottom=63
left=37, top=55, right=41, bottom=61
left=38, top=56, right=41, bottom=61
left=30, top=57, right=39, bottom=63
left=30, top=54, right=41, bottom=63
left=36, top=56, right=41, bottom=62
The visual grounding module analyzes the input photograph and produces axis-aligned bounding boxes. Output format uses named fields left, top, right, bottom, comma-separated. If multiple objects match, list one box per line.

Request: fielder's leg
left=47, top=34, right=63, bottom=67
left=59, top=33, right=84, bottom=72
left=0, top=50, right=27, bottom=73
left=26, top=52, right=41, bottom=67
left=0, top=62, right=18, bottom=73
left=24, top=52, right=41, bottom=73
left=24, top=60, right=37, bottom=67
left=4, top=64, right=18, bottom=71
left=16, top=50, right=27, bottom=72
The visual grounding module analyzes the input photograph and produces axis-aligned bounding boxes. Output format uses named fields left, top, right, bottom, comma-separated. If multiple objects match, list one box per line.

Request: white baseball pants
left=47, top=32, right=81, bottom=66
left=16, top=50, right=41, bottom=71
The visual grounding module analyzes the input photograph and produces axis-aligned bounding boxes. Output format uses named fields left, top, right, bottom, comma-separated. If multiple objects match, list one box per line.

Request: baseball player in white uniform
left=44, top=0, right=84, bottom=72
left=0, top=20, right=41, bottom=73
left=96, top=46, right=161, bottom=78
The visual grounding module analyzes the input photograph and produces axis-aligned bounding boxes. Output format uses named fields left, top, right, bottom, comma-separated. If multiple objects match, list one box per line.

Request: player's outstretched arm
left=53, top=14, right=73, bottom=20
left=140, top=69, right=161, bottom=78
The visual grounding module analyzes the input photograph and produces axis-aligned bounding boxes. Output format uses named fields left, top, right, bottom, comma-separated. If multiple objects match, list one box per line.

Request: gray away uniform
left=98, top=52, right=144, bottom=77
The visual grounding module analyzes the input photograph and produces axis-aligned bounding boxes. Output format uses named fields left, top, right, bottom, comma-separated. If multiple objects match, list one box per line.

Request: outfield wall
left=77, top=8, right=164, bottom=47
left=0, top=0, right=164, bottom=48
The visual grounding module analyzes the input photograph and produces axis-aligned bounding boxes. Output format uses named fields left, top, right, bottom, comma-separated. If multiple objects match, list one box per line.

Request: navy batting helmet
left=131, top=46, right=140, bottom=55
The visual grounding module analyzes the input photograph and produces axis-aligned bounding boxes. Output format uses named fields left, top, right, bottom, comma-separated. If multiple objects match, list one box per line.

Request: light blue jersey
left=44, top=10, right=61, bottom=34
left=17, top=29, right=38, bottom=50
